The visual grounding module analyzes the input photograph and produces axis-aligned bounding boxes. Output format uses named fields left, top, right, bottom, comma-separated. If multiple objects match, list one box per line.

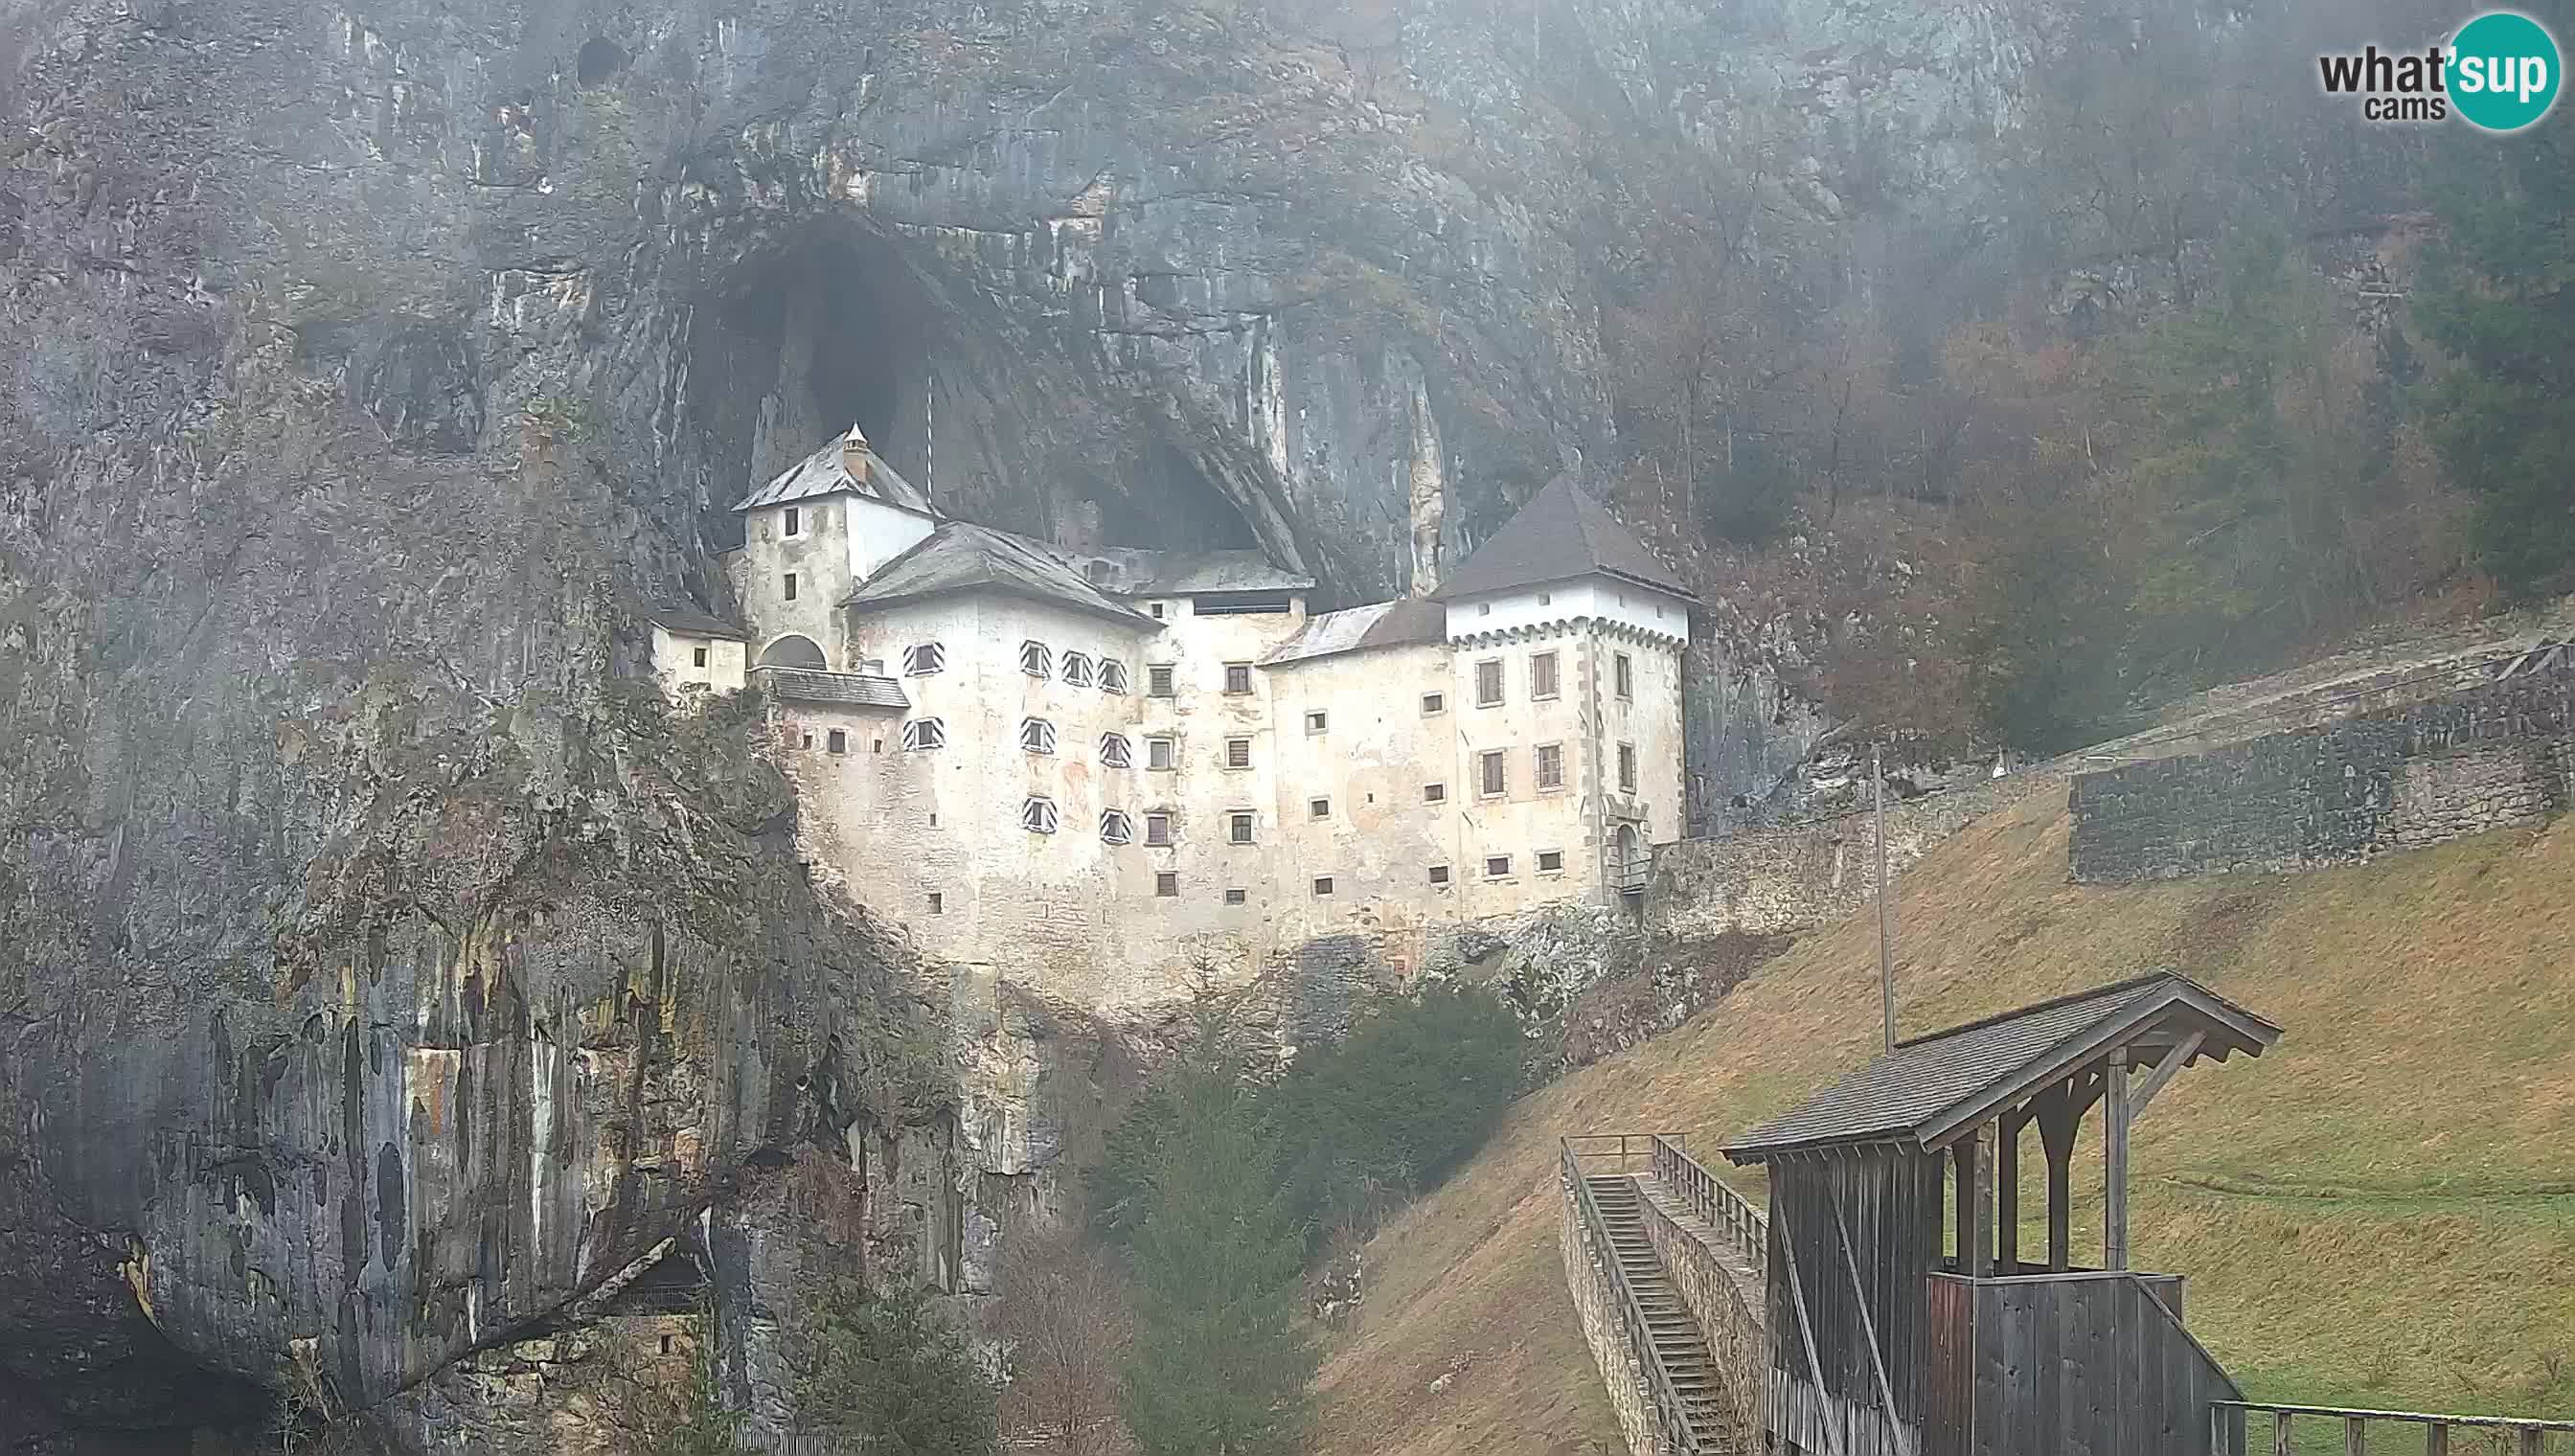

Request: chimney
left=839, top=423, right=872, bottom=486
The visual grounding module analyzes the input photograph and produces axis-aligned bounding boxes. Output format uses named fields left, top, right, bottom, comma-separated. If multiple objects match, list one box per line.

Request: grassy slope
left=1314, top=787, right=2575, bottom=1455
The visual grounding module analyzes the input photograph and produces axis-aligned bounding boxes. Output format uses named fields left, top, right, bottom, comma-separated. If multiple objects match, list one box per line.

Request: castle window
left=1228, top=811, right=1255, bottom=845
left=901, top=717, right=946, bottom=751
left=1019, top=641, right=1052, bottom=678
left=1485, top=854, right=1513, bottom=878
left=1019, top=717, right=1058, bottom=755
left=1151, top=602, right=1166, bottom=619
left=1538, top=590, right=1552, bottom=605
left=1305, top=710, right=1328, bottom=734
left=1614, top=652, right=1633, bottom=700
left=826, top=729, right=848, bottom=755
left=1145, top=811, right=1174, bottom=846
left=1538, top=850, right=1565, bottom=875
left=1100, top=733, right=1133, bottom=768
left=661, top=1334, right=675, bottom=1355
left=1223, top=737, right=1252, bottom=770
left=1422, top=691, right=1445, bottom=716
left=1061, top=651, right=1095, bottom=688
left=1535, top=742, right=1564, bottom=791
left=1424, top=783, right=1447, bottom=804
left=1618, top=741, right=1637, bottom=793
left=1532, top=651, right=1560, bottom=700
left=1099, top=659, right=1129, bottom=694
left=902, top=643, right=946, bottom=675
left=871, top=739, right=882, bottom=753
left=783, top=573, right=798, bottom=602
left=1479, top=750, right=1507, bottom=798
left=1147, top=736, right=1177, bottom=771
left=1156, top=872, right=1180, bottom=898
left=1310, top=797, right=1331, bottom=820
left=1021, top=797, right=1059, bottom=834
left=927, top=893, right=944, bottom=916
left=693, top=646, right=708, bottom=668
left=1311, top=876, right=1334, bottom=897
left=1475, top=659, right=1504, bottom=706
left=1223, top=663, right=1253, bottom=695
left=1224, top=887, right=1247, bottom=904
left=1428, top=864, right=1451, bottom=885
left=1148, top=664, right=1176, bottom=697
left=799, top=731, right=813, bottom=749
left=784, top=506, right=802, bottom=536
left=1100, top=809, right=1134, bottom=846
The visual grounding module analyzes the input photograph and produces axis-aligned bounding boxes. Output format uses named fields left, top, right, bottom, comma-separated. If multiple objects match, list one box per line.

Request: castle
left=652, top=426, right=1693, bottom=1011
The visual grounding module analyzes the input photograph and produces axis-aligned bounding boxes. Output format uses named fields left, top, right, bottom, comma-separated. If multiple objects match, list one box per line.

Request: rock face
left=0, top=0, right=2038, bottom=1446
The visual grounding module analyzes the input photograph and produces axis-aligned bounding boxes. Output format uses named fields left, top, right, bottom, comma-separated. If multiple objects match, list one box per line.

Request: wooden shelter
left=1720, top=972, right=2281, bottom=1456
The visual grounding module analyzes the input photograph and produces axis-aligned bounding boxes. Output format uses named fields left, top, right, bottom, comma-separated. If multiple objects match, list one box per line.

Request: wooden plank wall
left=1923, top=1272, right=2243, bottom=1456
left=1765, top=1150, right=1945, bottom=1456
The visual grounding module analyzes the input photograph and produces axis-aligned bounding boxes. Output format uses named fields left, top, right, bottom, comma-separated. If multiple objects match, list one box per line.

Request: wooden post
left=1955, top=1126, right=1986, bottom=1276
left=2106, top=1057, right=2131, bottom=1271
left=1975, top=1119, right=1998, bottom=1275
left=2038, top=1081, right=2080, bottom=1273
left=2424, top=1423, right=2447, bottom=1456
left=2271, top=1411, right=2291, bottom=1456
left=1996, top=1112, right=2021, bottom=1274
left=2343, top=1416, right=2365, bottom=1455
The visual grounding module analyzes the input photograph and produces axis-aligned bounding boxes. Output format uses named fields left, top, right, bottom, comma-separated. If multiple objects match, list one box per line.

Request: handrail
left=1561, top=1138, right=1704, bottom=1455
left=1649, top=1134, right=1767, bottom=1287
left=2217, top=1400, right=2572, bottom=1455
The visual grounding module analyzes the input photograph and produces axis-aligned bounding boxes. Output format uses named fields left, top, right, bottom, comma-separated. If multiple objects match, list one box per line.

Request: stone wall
left=1636, top=1182, right=1766, bottom=1449
left=2070, top=666, right=2575, bottom=883
left=1558, top=1173, right=1668, bottom=1456
left=1643, top=762, right=2075, bottom=943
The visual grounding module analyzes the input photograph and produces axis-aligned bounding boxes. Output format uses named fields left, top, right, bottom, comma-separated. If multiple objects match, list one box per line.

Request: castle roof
left=1432, top=476, right=1692, bottom=603
left=731, top=428, right=931, bottom=515
left=845, top=522, right=1155, bottom=627
left=1076, top=547, right=1314, bottom=597
left=1262, top=598, right=1446, bottom=668
left=645, top=605, right=747, bottom=640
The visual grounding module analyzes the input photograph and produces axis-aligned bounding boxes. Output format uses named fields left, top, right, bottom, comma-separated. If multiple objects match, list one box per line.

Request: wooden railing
left=1561, top=1135, right=1703, bottom=1455
left=1648, top=1134, right=1766, bottom=1285
left=2216, top=1401, right=2575, bottom=1455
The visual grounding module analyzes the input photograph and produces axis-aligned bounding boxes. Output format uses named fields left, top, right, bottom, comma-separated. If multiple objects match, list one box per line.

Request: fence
left=2218, top=1402, right=2575, bottom=1455
left=1649, top=1134, right=1766, bottom=1285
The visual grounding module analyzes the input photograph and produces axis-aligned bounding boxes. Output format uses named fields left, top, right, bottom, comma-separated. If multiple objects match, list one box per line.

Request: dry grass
left=1314, top=788, right=2575, bottom=1455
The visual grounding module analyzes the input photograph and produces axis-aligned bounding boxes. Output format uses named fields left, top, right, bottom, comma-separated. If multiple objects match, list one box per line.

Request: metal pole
left=1875, top=741, right=1895, bottom=1054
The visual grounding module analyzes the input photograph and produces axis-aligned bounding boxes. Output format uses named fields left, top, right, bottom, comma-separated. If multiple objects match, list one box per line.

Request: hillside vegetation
left=1314, top=787, right=2575, bottom=1455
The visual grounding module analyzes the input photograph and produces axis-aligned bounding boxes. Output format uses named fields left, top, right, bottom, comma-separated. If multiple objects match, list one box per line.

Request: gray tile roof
left=1262, top=598, right=1447, bottom=667
left=844, top=522, right=1155, bottom=627
left=750, top=667, right=910, bottom=710
left=1720, top=973, right=2280, bottom=1163
left=1074, top=547, right=1315, bottom=596
left=731, top=428, right=931, bottom=515
left=646, top=606, right=747, bottom=640
left=1432, top=476, right=1693, bottom=603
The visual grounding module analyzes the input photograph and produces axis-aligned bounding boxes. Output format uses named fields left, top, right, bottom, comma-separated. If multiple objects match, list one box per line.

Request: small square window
left=1485, top=854, right=1513, bottom=878
left=1428, top=864, right=1451, bottom=886
left=1224, top=738, right=1252, bottom=770
left=902, top=643, right=946, bottom=675
left=927, top=892, right=944, bottom=916
left=1223, top=663, right=1253, bottom=695
left=1614, top=652, right=1634, bottom=700
left=1311, top=876, right=1334, bottom=897
left=1156, top=872, right=1179, bottom=898
left=1532, top=651, right=1560, bottom=699
left=1424, top=783, right=1447, bottom=803
left=1475, top=659, right=1504, bottom=706
left=826, top=729, right=848, bottom=755
left=693, top=645, right=709, bottom=668
left=1101, top=809, right=1135, bottom=845
left=1149, top=664, right=1176, bottom=697
left=1538, top=590, right=1551, bottom=605
left=1020, top=640, right=1053, bottom=678
left=1305, top=711, right=1328, bottom=734
left=928, top=812, right=939, bottom=828
left=783, top=573, right=798, bottom=602
left=1099, top=659, right=1129, bottom=694
left=1100, top=733, right=1133, bottom=768
left=1310, top=797, right=1331, bottom=820
left=902, top=717, right=946, bottom=750
left=1150, top=602, right=1166, bottom=619
left=1538, top=850, right=1565, bottom=874
left=1422, top=692, right=1446, bottom=716
left=784, top=506, right=801, bottom=536
left=1536, top=742, right=1564, bottom=790
left=1618, top=741, right=1638, bottom=793
left=1022, top=797, right=1059, bottom=834
left=1479, top=750, right=1507, bottom=798
left=1224, top=887, right=1247, bottom=905
left=661, top=1333, right=675, bottom=1355
left=1146, top=811, right=1174, bottom=846
left=1061, top=651, right=1095, bottom=688
left=1147, top=736, right=1177, bottom=771
left=1020, top=717, right=1058, bottom=755
left=871, top=738, right=882, bottom=753
left=1229, top=811, right=1255, bottom=845
left=799, top=731, right=813, bottom=749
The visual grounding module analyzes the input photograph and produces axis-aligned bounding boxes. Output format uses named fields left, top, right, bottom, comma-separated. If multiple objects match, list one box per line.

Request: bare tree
left=995, top=1229, right=1137, bottom=1456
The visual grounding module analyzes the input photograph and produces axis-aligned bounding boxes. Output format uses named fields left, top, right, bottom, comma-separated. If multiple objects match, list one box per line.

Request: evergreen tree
left=797, top=1279, right=996, bottom=1456
left=2415, top=62, right=2575, bottom=600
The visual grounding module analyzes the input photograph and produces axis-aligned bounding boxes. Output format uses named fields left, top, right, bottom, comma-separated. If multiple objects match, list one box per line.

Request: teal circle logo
left=2449, top=11, right=2562, bottom=132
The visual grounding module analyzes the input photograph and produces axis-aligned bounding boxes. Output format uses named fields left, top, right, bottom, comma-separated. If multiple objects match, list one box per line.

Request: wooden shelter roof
left=1720, top=972, right=2279, bottom=1164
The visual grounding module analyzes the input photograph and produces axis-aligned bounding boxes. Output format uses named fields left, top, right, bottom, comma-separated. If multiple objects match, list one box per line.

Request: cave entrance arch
left=758, top=634, right=828, bottom=669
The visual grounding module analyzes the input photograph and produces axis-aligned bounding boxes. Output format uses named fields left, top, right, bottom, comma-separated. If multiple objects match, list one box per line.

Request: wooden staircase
left=1586, top=1173, right=1734, bottom=1449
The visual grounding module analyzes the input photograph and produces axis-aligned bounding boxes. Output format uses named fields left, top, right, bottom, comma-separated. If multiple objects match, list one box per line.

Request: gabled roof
left=731, top=426, right=931, bottom=515
left=1431, top=476, right=1693, bottom=603
left=1720, top=973, right=2280, bottom=1164
left=646, top=606, right=747, bottom=641
left=751, top=666, right=910, bottom=710
left=844, top=522, right=1155, bottom=627
left=1077, top=547, right=1314, bottom=596
left=1262, top=598, right=1447, bottom=668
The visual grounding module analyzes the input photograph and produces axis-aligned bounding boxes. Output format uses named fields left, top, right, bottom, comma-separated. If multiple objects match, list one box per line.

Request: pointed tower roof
left=1430, top=476, right=1691, bottom=602
left=731, top=424, right=932, bottom=515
